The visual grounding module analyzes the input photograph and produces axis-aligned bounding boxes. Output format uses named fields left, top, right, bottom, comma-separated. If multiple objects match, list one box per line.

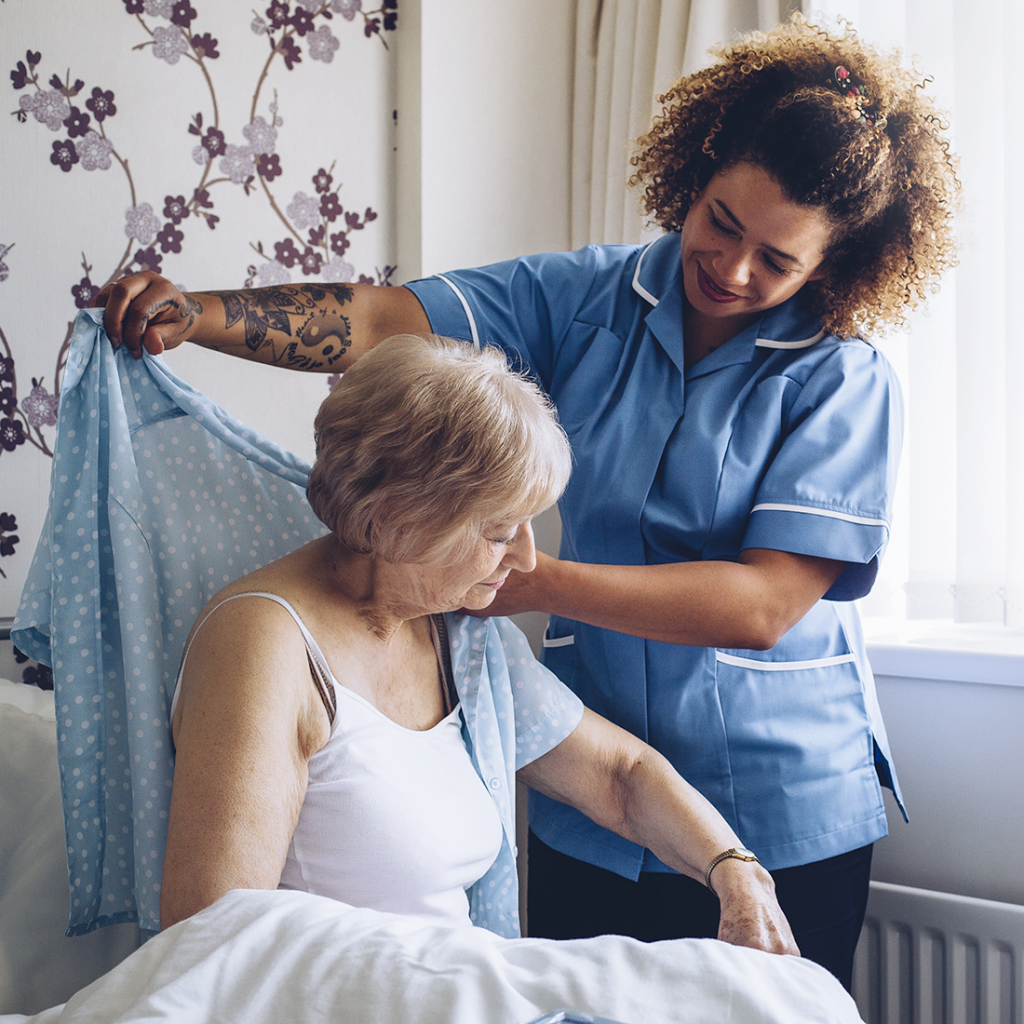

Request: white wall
left=869, top=646, right=1024, bottom=907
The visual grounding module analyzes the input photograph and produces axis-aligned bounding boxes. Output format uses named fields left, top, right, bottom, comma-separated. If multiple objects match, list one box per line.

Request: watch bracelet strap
left=703, top=847, right=760, bottom=895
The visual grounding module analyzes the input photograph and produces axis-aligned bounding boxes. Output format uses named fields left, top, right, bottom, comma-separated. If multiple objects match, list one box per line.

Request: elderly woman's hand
left=712, top=858, right=801, bottom=956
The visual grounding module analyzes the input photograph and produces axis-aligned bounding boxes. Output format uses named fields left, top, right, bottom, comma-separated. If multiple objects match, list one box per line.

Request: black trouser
left=526, top=830, right=872, bottom=991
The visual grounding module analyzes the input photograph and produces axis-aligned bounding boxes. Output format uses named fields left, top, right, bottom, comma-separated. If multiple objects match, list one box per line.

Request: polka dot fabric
left=13, top=309, right=327, bottom=936
left=446, top=614, right=583, bottom=938
left=13, top=309, right=584, bottom=941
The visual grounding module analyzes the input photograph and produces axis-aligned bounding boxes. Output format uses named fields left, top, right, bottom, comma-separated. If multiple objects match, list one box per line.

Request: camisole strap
left=172, top=591, right=338, bottom=724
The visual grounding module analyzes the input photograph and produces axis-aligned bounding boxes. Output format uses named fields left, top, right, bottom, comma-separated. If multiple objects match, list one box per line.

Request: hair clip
left=832, top=65, right=881, bottom=127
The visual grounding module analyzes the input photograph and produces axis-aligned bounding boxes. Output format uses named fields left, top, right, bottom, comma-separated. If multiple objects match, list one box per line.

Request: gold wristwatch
left=703, top=847, right=760, bottom=895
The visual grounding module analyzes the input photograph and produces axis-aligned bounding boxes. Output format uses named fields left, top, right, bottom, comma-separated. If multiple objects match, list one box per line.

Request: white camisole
left=175, top=592, right=504, bottom=929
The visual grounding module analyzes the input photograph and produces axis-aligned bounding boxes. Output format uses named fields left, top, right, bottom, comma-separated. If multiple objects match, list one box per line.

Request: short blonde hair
left=306, top=334, right=572, bottom=564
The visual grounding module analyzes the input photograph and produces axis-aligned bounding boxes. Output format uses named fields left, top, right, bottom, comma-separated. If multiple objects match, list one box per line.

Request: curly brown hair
left=630, top=14, right=960, bottom=337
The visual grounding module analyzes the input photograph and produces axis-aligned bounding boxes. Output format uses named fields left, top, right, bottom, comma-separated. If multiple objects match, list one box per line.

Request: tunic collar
left=631, top=232, right=828, bottom=378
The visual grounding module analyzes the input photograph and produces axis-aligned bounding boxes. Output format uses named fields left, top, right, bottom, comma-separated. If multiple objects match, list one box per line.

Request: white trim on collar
left=631, top=241, right=660, bottom=306
left=755, top=330, right=827, bottom=349
left=434, top=274, right=480, bottom=347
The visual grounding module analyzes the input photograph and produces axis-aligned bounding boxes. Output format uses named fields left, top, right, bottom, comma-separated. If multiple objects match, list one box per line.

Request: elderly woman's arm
left=96, top=271, right=428, bottom=367
left=160, top=599, right=330, bottom=930
left=517, top=708, right=800, bottom=956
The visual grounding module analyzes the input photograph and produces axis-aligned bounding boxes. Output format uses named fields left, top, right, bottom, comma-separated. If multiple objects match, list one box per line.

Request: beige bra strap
left=174, top=591, right=337, bottom=724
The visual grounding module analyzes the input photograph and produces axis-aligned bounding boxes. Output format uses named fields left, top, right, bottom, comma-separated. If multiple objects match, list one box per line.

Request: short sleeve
left=488, top=618, right=585, bottom=770
left=404, top=246, right=637, bottom=392
left=742, top=342, right=904, bottom=600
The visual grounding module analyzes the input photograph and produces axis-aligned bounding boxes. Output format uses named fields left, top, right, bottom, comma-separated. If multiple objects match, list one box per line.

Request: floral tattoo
left=214, top=284, right=353, bottom=369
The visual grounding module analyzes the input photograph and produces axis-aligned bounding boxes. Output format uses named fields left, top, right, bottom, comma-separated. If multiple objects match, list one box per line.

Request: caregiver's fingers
left=96, top=271, right=194, bottom=358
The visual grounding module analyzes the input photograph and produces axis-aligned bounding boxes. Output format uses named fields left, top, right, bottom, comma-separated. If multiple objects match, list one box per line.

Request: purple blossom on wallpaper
left=143, top=0, right=174, bottom=17
left=192, top=143, right=211, bottom=165
left=219, top=144, right=255, bottom=184
left=308, top=25, right=340, bottom=63
left=274, top=238, right=300, bottom=267
left=78, top=131, right=114, bottom=171
left=321, top=256, right=354, bottom=283
left=0, top=356, right=13, bottom=384
left=21, top=380, right=59, bottom=428
left=289, top=7, right=315, bottom=36
left=50, top=138, right=79, bottom=172
left=251, top=14, right=269, bottom=35
left=133, top=246, right=163, bottom=273
left=152, top=24, right=189, bottom=64
left=256, top=153, right=282, bottom=181
left=125, top=203, right=161, bottom=244
left=202, top=127, right=226, bottom=158
left=63, top=106, right=91, bottom=138
left=0, top=417, right=26, bottom=452
left=163, top=194, right=190, bottom=224
left=332, top=0, right=361, bottom=20
left=23, top=663, right=54, bottom=691
left=242, top=115, right=277, bottom=155
left=329, top=230, right=350, bottom=256
left=157, top=222, right=184, bottom=253
left=279, top=36, right=302, bottom=70
left=266, top=1, right=290, bottom=30
left=257, top=260, right=291, bottom=286
left=295, top=0, right=324, bottom=11
left=312, top=167, right=333, bottom=194
left=0, top=388, right=15, bottom=416
left=319, top=192, right=342, bottom=222
left=0, top=512, right=19, bottom=558
left=71, top=277, right=99, bottom=308
left=20, top=89, right=71, bottom=131
left=191, top=33, right=219, bottom=59
left=298, top=247, right=323, bottom=275
left=171, top=0, right=197, bottom=28
left=85, top=87, right=117, bottom=121
left=286, top=191, right=320, bottom=230
left=123, top=0, right=145, bottom=13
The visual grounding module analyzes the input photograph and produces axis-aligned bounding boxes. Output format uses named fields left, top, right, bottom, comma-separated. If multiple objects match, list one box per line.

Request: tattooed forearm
left=208, top=285, right=354, bottom=361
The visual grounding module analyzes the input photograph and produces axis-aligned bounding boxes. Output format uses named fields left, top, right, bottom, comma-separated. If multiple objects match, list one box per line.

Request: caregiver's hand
left=95, top=271, right=200, bottom=358
left=465, top=550, right=557, bottom=618
left=712, top=859, right=801, bottom=956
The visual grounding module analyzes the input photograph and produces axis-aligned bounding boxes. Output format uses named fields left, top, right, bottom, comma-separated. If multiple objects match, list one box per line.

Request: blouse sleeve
left=741, top=340, right=904, bottom=601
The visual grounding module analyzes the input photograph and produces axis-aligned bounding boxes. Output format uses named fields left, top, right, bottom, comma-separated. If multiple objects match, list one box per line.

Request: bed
left=0, top=682, right=862, bottom=1023
left=0, top=312, right=866, bottom=1023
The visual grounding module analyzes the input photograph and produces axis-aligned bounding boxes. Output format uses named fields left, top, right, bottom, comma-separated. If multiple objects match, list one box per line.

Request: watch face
left=735, top=848, right=757, bottom=860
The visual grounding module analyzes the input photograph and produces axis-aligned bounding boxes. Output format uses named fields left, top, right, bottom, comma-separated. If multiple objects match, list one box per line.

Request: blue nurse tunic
left=405, top=232, right=906, bottom=877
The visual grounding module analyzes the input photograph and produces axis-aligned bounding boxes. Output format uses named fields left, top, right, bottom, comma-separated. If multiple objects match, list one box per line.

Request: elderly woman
left=161, top=332, right=796, bottom=956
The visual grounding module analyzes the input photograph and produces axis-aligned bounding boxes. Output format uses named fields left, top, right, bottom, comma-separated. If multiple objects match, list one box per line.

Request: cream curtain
left=573, top=0, right=1024, bottom=631
left=570, top=0, right=799, bottom=248
left=822, top=0, right=1024, bottom=629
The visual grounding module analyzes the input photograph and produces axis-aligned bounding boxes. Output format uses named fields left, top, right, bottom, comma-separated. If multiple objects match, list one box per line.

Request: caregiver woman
left=99, top=16, right=959, bottom=988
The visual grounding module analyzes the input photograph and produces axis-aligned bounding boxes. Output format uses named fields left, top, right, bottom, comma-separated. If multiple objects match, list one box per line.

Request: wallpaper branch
left=0, top=0, right=398, bottom=633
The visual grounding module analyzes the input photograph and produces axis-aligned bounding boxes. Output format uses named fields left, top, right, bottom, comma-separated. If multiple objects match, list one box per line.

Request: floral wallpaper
left=0, top=0, right=398, bottom=638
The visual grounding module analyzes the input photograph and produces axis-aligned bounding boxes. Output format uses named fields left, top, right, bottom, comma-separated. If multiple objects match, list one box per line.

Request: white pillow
left=0, top=679, right=139, bottom=1015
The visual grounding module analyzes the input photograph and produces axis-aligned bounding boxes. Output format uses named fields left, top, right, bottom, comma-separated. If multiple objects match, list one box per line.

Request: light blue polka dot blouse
left=13, top=309, right=583, bottom=939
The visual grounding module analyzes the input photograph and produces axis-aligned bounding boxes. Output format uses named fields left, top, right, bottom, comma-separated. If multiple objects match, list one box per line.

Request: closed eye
left=709, top=209, right=792, bottom=277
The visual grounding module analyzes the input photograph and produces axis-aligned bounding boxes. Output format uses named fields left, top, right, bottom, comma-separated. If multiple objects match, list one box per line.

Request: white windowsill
left=862, top=617, right=1024, bottom=688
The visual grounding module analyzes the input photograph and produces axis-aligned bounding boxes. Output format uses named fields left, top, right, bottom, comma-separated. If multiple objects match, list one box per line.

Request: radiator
left=852, top=881, right=1024, bottom=1024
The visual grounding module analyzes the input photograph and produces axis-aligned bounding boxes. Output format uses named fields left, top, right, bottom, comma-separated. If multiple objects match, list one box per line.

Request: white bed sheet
left=1, top=887, right=864, bottom=1024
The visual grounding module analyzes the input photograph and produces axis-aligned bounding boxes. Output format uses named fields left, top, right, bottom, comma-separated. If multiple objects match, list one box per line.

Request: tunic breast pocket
left=551, top=323, right=634, bottom=437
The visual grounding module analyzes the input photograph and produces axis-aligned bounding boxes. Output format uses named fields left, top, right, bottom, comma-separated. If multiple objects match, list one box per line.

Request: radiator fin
left=853, top=881, right=1024, bottom=1024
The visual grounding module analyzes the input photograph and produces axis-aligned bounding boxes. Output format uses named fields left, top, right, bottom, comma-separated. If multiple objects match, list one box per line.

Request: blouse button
left=489, top=778, right=501, bottom=790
